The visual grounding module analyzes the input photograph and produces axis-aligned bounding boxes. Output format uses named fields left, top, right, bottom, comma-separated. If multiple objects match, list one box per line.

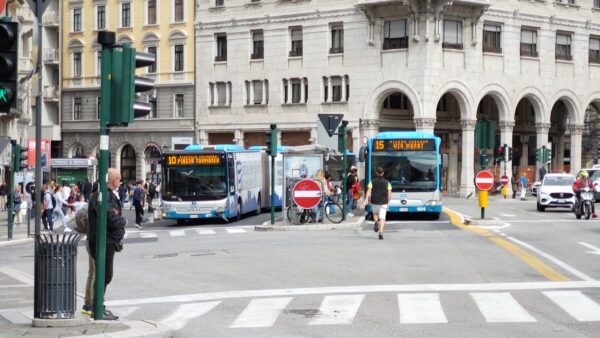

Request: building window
left=73, top=52, right=82, bottom=78
left=331, top=77, right=342, bottom=102
left=383, top=93, right=409, bottom=110
left=149, top=96, right=157, bottom=118
left=289, top=27, right=303, bottom=57
left=74, top=97, right=82, bottom=120
left=174, top=0, right=184, bottom=22
left=322, top=76, right=349, bottom=103
left=595, top=0, right=600, bottom=8
left=251, top=30, right=264, bottom=59
left=215, top=0, right=224, bottom=6
left=147, top=0, right=157, bottom=25
left=556, top=32, right=572, bottom=61
left=174, top=94, right=184, bottom=118
left=443, top=20, right=463, bottom=50
left=121, top=2, right=131, bottom=28
left=590, top=37, right=600, bottom=64
left=283, top=78, right=307, bottom=104
left=215, top=34, right=227, bottom=62
left=383, top=20, right=408, bottom=50
left=209, top=82, right=231, bottom=107
left=245, top=80, right=268, bottom=105
left=520, top=28, right=538, bottom=57
left=147, top=46, right=157, bottom=73
left=73, top=8, right=82, bottom=32
left=483, top=23, right=502, bottom=53
left=174, top=44, right=184, bottom=71
left=96, top=51, right=102, bottom=76
left=96, top=6, right=106, bottom=30
left=330, top=23, right=344, bottom=54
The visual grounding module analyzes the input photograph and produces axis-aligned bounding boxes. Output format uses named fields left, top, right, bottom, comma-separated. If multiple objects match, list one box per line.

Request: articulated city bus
left=361, top=131, right=442, bottom=219
left=160, top=145, right=264, bottom=223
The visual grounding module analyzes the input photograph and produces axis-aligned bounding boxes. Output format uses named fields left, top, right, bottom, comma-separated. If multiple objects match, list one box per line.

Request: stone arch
left=119, top=143, right=137, bottom=184
left=142, top=32, right=161, bottom=42
left=67, top=39, right=85, bottom=49
left=363, top=80, right=422, bottom=120
left=432, top=80, right=475, bottom=120
left=550, top=89, right=582, bottom=125
left=117, top=34, right=134, bottom=45
left=475, top=83, right=513, bottom=122
left=68, top=142, right=86, bottom=158
left=513, top=86, right=548, bottom=124
left=583, top=91, right=600, bottom=122
left=168, top=30, right=188, bottom=40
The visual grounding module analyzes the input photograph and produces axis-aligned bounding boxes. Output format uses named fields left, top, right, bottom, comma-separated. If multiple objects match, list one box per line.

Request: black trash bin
left=34, top=233, right=83, bottom=319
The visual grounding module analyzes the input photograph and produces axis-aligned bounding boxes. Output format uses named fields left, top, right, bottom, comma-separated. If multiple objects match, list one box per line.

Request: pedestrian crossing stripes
left=471, top=292, right=536, bottom=323
left=397, top=293, right=447, bottom=324
left=122, top=227, right=251, bottom=241
left=543, top=291, right=600, bottom=321
left=231, top=297, right=292, bottom=328
left=308, top=295, right=364, bottom=326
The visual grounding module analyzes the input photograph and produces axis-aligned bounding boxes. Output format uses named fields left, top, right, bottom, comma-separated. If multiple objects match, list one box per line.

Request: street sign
left=500, top=175, right=509, bottom=186
left=475, top=170, right=494, bottom=191
left=292, top=179, right=322, bottom=209
left=318, top=114, right=343, bottom=137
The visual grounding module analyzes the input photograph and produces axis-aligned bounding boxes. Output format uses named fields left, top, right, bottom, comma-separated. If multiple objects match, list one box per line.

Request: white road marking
left=196, top=229, right=216, bottom=235
left=169, top=230, right=186, bottom=237
left=500, top=213, right=516, bottom=217
left=106, top=281, right=600, bottom=307
left=226, top=228, right=247, bottom=234
left=0, top=266, right=34, bottom=286
left=308, top=295, right=364, bottom=325
left=471, top=292, right=536, bottom=323
left=579, top=242, right=600, bottom=256
left=159, top=302, right=221, bottom=330
left=397, top=293, right=447, bottom=324
left=383, top=221, right=450, bottom=225
left=139, top=232, right=158, bottom=239
left=543, top=291, right=600, bottom=321
left=507, top=236, right=595, bottom=281
left=230, top=297, right=292, bottom=328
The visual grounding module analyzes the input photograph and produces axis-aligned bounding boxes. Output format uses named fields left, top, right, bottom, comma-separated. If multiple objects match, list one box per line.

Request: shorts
left=372, top=204, right=388, bottom=221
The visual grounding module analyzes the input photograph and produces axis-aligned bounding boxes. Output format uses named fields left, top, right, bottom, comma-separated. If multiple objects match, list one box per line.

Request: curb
left=0, top=237, right=33, bottom=248
left=255, top=216, right=366, bottom=231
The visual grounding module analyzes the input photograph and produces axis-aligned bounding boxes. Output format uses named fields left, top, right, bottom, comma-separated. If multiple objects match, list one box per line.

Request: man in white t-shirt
left=62, top=181, right=72, bottom=215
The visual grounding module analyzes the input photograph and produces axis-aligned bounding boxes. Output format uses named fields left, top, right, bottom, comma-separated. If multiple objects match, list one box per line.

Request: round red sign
left=475, top=170, right=495, bottom=191
left=500, top=175, right=509, bottom=186
left=292, top=179, right=322, bottom=209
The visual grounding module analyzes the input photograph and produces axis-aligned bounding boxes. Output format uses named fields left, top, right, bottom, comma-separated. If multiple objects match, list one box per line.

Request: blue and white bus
left=161, top=145, right=264, bottom=223
left=361, top=131, right=442, bottom=219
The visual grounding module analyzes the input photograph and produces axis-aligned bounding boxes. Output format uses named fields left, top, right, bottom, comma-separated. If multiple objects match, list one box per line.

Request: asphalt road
left=1, top=198, right=599, bottom=337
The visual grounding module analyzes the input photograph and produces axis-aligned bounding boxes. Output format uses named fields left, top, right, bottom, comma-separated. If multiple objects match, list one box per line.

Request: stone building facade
left=195, top=0, right=600, bottom=196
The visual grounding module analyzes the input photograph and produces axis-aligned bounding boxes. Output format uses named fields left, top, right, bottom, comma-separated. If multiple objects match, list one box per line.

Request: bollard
left=501, top=185, right=508, bottom=199
left=478, top=190, right=488, bottom=219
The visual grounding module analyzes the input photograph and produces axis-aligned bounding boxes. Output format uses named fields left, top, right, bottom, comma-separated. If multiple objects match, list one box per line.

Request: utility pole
left=338, top=120, right=348, bottom=221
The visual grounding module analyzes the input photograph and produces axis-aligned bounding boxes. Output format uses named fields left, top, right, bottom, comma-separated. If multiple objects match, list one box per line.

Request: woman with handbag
left=13, top=185, right=22, bottom=224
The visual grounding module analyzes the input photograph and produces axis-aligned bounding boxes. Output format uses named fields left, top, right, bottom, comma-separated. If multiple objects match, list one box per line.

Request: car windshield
left=587, top=170, right=600, bottom=181
left=543, top=176, right=574, bottom=186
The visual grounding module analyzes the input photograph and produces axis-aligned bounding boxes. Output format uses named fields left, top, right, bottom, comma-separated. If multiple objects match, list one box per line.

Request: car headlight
left=539, top=191, right=549, bottom=197
left=425, top=200, right=441, bottom=206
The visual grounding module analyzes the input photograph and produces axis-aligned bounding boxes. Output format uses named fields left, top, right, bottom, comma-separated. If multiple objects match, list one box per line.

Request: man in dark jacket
left=82, top=178, right=92, bottom=201
left=88, top=168, right=127, bottom=320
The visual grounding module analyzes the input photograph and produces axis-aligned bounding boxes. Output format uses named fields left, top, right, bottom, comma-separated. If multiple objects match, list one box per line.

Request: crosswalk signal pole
left=338, top=121, right=348, bottom=221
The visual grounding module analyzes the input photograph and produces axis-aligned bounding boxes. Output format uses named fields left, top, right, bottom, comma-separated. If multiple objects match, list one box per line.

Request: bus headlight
left=425, top=200, right=441, bottom=206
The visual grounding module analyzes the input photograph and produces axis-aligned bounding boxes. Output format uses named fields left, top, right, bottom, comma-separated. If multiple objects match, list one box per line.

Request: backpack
left=351, top=176, right=362, bottom=199
left=149, top=183, right=156, bottom=196
left=46, top=192, right=57, bottom=209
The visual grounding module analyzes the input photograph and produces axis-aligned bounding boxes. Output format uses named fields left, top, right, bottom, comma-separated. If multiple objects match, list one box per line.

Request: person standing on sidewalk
left=41, top=184, right=54, bottom=233
left=346, top=166, right=358, bottom=217
left=13, top=185, right=22, bottom=224
left=88, top=168, right=127, bottom=321
left=0, top=182, right=7, bottom=210
left=520, top=174, right=528, bottom=201
left=76, top=192, right=94, bottom=316
left=132, top=180, right=144, bottom=229
left=511, top=173, right=519, bottom=199
left=362, top=166, right=392, bottom=240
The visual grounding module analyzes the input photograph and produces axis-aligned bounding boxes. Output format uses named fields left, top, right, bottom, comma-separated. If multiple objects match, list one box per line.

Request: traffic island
left=463, top=217, right=505, bottom=226
left=255, top=215, right=366, bottom=231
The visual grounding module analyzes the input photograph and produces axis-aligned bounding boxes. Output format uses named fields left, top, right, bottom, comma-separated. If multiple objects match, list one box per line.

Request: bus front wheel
left=235, top=201, right=242, bottom=222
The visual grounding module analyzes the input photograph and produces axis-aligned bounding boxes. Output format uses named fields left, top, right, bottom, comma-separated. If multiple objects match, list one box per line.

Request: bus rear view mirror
left=359, top=146, right=366, bottom=163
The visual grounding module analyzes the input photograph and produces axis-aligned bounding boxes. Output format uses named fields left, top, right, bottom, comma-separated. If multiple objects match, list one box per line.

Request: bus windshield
left=163, top=165, right=228, bottom=201
left=371, top=150, right=438, bottom=192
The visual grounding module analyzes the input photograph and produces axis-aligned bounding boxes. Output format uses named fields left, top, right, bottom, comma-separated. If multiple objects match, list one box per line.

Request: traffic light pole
left=338, top=121, right=348, bottom=221
left=7, top=143, right=16, bottom=240
left=270, top=154, right=275, bottom=225
left=94, top=35, right=115, bottom=321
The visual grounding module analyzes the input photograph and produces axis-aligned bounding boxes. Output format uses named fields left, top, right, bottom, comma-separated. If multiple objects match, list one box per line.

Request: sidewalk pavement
left=0, top=209, right=34, bottom=247
left=256, top=208, right=366, bottom=231
left=442, top=193, right=532, bottom=225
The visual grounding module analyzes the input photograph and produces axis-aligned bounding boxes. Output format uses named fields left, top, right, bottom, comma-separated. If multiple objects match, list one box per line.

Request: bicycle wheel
left=287, top=206, right=308, bottom=225
left=324, top=203, right=343, bottom=224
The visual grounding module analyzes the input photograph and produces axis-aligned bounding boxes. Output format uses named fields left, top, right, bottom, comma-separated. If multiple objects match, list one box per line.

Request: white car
left=531, top=181, right=541, bottom=196
left=537, top=174, right=576, bottom=212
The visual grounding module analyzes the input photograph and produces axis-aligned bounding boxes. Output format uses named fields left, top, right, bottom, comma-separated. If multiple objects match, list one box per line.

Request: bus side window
left=228, top=157, right=235, bottom=193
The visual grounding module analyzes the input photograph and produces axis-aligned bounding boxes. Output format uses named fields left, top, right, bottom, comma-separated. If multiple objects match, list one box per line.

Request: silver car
left=537, top=174, right=576, bottom=212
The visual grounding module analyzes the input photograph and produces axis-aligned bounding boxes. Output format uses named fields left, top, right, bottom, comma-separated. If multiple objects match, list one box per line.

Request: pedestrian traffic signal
left=545, top=146, right=552, bottom=164
left=508, top=147, right=513, bottom=161
left=18, top=145, right=28, bottom=171
left=0, top=22, right=19, bottom=114
left=497, top=146, right=504, bottom=162
left=108, top=44, right=155, bottom=126
left=266, top=124, right=277, bottom=157
left=536, top=147, right=541, bottom=163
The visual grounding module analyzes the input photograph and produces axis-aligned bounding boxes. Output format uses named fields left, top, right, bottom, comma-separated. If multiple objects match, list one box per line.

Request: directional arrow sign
left=318, top=114, right=343, bottom=137
left=579, top=242, right=600, bottom=256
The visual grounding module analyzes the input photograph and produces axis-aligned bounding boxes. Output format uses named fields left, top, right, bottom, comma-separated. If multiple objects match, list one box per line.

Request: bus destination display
left=165, top=154, right=222, bottom=166
left=373, top=139, right=435, bottom=152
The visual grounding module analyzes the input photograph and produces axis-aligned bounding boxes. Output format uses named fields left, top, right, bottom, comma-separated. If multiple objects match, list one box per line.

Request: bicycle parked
left=287, top=192, right=343, bottom=225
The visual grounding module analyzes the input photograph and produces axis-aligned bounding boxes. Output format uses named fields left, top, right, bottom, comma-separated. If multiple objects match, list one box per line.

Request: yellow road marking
left=443, top=208, right=570, bottom=282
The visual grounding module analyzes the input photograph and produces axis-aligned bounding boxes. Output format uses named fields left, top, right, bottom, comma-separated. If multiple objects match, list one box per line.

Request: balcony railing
left=520, top=44, right=538, bottom=58
left=483, top=45, right=502, bottom=54
left=329, top=47, right=344, bottom=54
left=42, top=86, right=59, bottom=102
left=18, top=58, right=33, bottom=74
left=43, top=49, right=59, bottom=64
left=214, top=55, right=227, bottom=62
left=289, top=49, right=303, bottom=57
left=250, top=52, right=263, bottom=60
left=556, top=53, right=573, bottom=61
left=42, top=11, right=59, bottom=26
left=442, top=42, right=464, bottom=50
left=383, top=37, right=408, bottom=50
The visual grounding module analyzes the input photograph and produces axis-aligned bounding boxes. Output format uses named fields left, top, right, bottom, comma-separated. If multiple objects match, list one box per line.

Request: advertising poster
left=28, top=139, right=51, bottom=171
left=283, top=154, right=322, bottom=208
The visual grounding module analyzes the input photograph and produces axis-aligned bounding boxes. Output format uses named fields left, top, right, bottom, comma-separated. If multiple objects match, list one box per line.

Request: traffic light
left=11, top=144, right=27, bottom=172
left=536, top=147, right=541, bottom=163
left=18, top=146, right=28, bottom=171
left=266, top=124, right=277, bottom=157
left=497, top=146, right=504, bottom=162
left=508, top=147, right=513, bottom=161
left=108, top=44, right=155, bottom=126
left=545, top=145, right=552, bottom=164
left=0, top=22, right=19, bottom=114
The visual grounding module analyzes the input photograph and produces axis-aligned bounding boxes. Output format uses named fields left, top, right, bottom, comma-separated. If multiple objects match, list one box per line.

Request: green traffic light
left=0, top=88, right=8, bottom=102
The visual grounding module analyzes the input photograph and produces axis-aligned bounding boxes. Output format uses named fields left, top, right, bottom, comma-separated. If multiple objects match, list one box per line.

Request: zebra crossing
left=123, top=226, right=253, bottom=241
left=99, top=290, right=600, bottom=330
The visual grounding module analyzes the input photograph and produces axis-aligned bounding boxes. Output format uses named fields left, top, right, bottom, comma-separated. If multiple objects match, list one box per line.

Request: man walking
left=41, top=183, right=54, bottom=233
left=132, top=180, right=144, bottom=229
left=88, top=168, right=127, bottom=320
left=520, top=174, right=528, bottom=201
left=362, top=167, right=392, bottom=240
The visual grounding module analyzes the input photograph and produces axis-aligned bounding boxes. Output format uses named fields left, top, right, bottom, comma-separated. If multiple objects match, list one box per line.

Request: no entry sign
left=475, top=170, right=494, bottom=191
left=500, top=175, right=509, bottom=186
left=292, top=179, right=322, bottom=209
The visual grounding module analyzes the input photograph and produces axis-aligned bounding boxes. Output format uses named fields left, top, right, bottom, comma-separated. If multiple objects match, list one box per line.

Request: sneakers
left=593, top=213, right=598, bottom=218
left=373, top=221, right=379, bottom=233
left=81, top=305, right=93, bottom=316
left=91, top=308, right=119, bottom=321
left=378, top=233, right=384, bottom=240
left=133, top=223, right=143, bottom=229
left=64, top=228, right=72, bottom=233
left=347, top=213, right=354, bottom=217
